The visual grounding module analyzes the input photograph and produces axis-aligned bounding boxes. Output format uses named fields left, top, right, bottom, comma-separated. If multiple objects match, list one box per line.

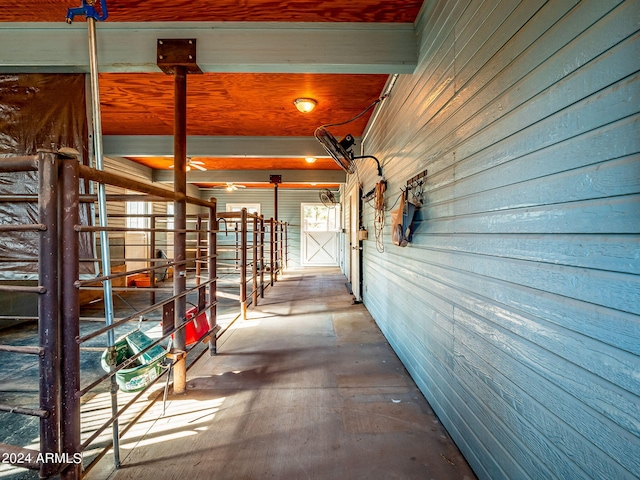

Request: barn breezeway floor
left=86, top=267, right=476, bottom=480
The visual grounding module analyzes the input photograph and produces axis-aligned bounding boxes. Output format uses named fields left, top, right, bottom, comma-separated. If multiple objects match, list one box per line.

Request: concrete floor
left=87, top=267, right=476, bottom=480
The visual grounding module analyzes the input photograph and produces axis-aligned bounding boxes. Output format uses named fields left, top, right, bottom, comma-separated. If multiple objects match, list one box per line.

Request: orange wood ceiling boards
left=130, top=157, right=342, bottom=171
left=99, top=73, right=389, bottom=138
left=0, top=1, right=423, bottom=23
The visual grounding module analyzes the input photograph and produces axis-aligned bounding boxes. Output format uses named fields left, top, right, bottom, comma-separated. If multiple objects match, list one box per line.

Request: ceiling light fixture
left=305, top=157, right=317, bottom=163
left=294, top=98, right=317, bottom=113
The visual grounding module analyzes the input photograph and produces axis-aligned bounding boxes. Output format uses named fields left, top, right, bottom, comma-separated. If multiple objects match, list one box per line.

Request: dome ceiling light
left=294, top=98, right=317, bottom=113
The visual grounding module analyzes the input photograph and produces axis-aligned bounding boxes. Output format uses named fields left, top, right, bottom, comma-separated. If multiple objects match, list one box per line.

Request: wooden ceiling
left=99, top=73, right=389, bottom=137
left=0, top=1, right=422, bottom=23
left=1, top=0, right=424, bottom=186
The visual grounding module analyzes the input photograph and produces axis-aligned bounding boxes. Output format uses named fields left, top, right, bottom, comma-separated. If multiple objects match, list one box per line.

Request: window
left=126, top=199, right=149, bottom=229
left=303, top=204, right=341, bottom=232
left=226, top=203, right=261, bottom=215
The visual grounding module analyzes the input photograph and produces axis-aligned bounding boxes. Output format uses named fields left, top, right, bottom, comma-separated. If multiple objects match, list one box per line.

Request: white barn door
left=301, top=203, right=340, bottom=266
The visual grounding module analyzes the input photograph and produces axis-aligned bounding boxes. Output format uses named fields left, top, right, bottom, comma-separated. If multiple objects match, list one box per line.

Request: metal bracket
left=157, top=39, right=203, bottom=75
left=166, top=349, right=186, bottom=361
left=406, top=169, right=428, bottom=191
left=66, top=0, right=109, bottom=23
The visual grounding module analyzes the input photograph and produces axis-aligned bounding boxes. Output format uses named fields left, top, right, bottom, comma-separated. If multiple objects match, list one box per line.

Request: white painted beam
left=103, top=135, right=338, bottom=158
left=0, top=22, right=417, bottom=74
left=153, top=169, right=346, bottom=184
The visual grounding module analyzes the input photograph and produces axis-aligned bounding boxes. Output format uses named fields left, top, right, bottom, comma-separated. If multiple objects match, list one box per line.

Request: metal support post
left=196, top=215, right=203, bottom=284
left=252, top=215, right=258, bottom=308
left=208, top=199, right=217, bottom=355
left=173, top=65, right=188, bottom=394
left=240, top=209, right=248, bottom=319
left=150, top=214, right=157, bottom=304
left=156, top=37, right=202, bottom=393
left=278, top=222, right=284, bottom=277
left=284, top=223, right=288, bottom=270
left=259, top=215, right=265, bottom=298
left=59, top=156, right=81, bottom=480
left=67, top=3, right=120, bottom=465
left=38, top=152, right=60, bottom=479
left=269, top=218, right=275, bottom=287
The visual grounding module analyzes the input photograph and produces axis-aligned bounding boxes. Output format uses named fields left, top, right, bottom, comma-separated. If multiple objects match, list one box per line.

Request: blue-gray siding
left=356, top=1, right=640, bottom=479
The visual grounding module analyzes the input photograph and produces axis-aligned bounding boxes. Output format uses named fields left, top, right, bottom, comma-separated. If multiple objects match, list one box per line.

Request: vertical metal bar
left=208, top=199, right=217, bottom=356
left=252, top=215, right=258, bottom=307
left=234, top=223, right=239, bottom=269
left=259, top=215, right=265, bottom=299
left=273, top=183, right=278, bottom=222
left=240, top=208, right=247, bottom=319
left=38, top=152, right=60, bottom=479
left=59, top=156, right=81, bottom=480
left=195, top=214, right=203, bottom=285
left=87, top=15, right=120, bottom=465
left=173, top=65, right=188, bottom=394
left=274, top=221, right=279, bottom=282
left=150, top=214, right=156, bottom=304
left=278, top=222, right=284, bottom=277
left=269, top=218, right=275, bottom=287
left=284, top=222, right=288, bottom=270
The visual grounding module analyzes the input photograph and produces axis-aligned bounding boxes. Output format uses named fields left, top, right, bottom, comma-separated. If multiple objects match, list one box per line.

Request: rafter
left=103, top=135, right=337, bottom=158
left=152, top=169, right=346, bottom=184
left=0, top=22, right=417, bottom=74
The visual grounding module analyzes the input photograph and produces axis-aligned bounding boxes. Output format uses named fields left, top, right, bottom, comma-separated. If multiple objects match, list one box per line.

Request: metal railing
left=217, top=211, right=288, bottom=319
left=0, top=151, right=289, bottom=479
left=0, top=152, right=219, bottom=478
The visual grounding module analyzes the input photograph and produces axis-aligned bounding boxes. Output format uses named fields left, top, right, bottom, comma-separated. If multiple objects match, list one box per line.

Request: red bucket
left=172, top=306, right=209, bottom=346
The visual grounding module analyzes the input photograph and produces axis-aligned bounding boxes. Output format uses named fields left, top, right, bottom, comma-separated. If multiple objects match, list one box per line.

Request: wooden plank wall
left=355, top=0, right=640, bottom=479
left=199, top=188, right=329, bottom=268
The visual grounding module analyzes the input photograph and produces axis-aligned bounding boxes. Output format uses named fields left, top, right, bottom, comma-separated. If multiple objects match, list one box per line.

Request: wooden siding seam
left=451, top=307, right=640, bottom=475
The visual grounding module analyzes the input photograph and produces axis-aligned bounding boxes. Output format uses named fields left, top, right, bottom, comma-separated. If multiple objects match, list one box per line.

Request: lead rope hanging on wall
left=374, top=180, right=387, bottom=253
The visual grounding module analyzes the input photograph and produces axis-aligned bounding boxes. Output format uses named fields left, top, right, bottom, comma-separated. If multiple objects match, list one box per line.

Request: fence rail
left=0, top=151, right=287, bottom=479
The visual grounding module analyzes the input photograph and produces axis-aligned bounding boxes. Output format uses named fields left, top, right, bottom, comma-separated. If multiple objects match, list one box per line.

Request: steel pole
left=87, top=16, right=120, bottom=466
left=38, top=153, right=60, bottom=479
left=173, top=66, right=188, bottom=394
left=240, top=209, right=247, bottom=319
left=252, top=215, right=258, bottom=307
left=59, top=157, right=81, bottom=480
left=260, top=215, right=265, bottom=298
left=208, top=199, right=217, bottom=355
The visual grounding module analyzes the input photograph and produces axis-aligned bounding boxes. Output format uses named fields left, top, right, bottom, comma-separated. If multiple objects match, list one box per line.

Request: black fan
left=314, top=126, right=383, bottom=177
left=314, top=127, right=357, bottom=174
left=319, top=188, right=337, bottom=208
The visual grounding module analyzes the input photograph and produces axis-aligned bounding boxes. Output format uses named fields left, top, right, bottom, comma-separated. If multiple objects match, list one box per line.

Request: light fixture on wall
left=294, top=98, right=317, bottom=113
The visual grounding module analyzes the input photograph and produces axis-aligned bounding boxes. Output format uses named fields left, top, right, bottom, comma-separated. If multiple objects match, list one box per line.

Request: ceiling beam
left=103, top=135, right=352, bottom=158
left=0, top=22, right=417, bottom=74
left=153, top=169, right=346, bottom=184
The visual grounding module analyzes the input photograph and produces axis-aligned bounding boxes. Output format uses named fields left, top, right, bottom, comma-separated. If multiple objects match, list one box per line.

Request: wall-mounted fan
left=319, top=188, right=338, bottom=208
left=314, top=126, right=382, bottom=177
left=170, top=158, right=206, bottom=171
left=314, top=128, right=356, bottom=174
left=313, top=97, right=386, bottom=177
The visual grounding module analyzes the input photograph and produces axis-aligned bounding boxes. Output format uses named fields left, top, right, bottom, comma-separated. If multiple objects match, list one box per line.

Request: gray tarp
left=0, top=74, right=96, bottom=280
